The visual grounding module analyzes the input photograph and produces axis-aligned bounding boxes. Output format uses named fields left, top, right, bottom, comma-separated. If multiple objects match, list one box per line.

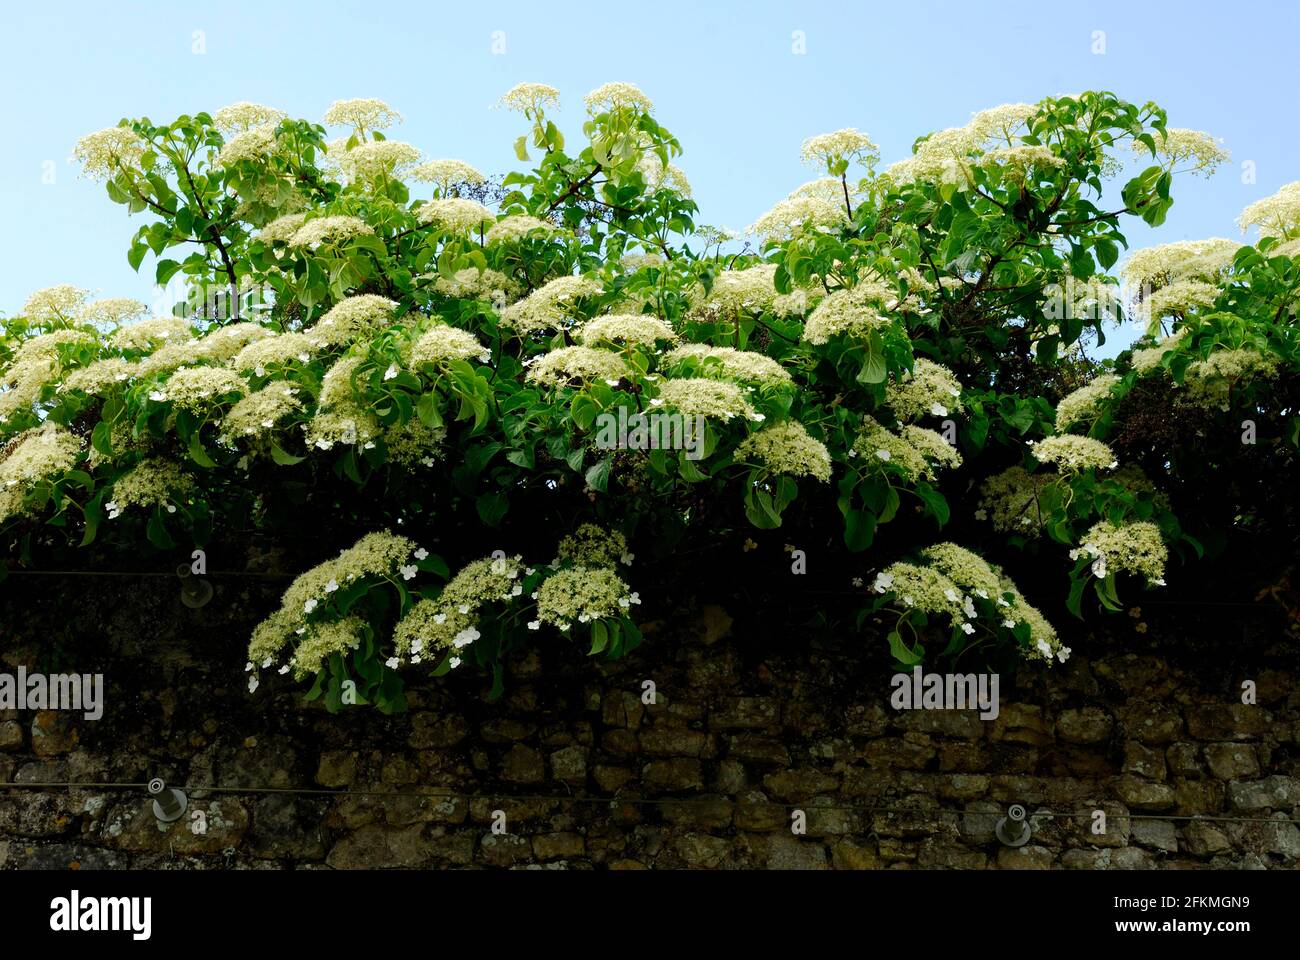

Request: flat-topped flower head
left=1077, top=520, right=1168, bottom=586
left=689, top=263, right=779, bottom=318
left=966, top=103, right=1038, bottom=144
left=216, top=125, right=281, bottom=167
left=663, top=344, right=793, bottom=387
left=876, top=561, right=967, bottom=623
left=788, top=177, right=863, bottom=209
left=0, top=424, right=83, bottom=489
left=584, top=82, right=653, bottom=114
left=801, top=280, right=894, bottom=345
left=260, top=213, right=310, bottom=244
left=498, top=275, right=601, bottom=336
left=555, top=524, right=629, bottom=569
left=1144, top=281, right=1219, bottom=324
left=264, top=531, right=417, bottom=646
left=1133, top=128, right=1230, bottom=178
left=525, top=346, right=632, bottom=387
left=189, top=322, right=274, bottom=364
left=214, top=102, right=286, bottom=135
left=134, top=342, right=202, bottom=378
left=219, top=383, right=303, bottom=443
left=1183, top=348, right=1279, bottom=408
left=1054, top=374, right=1121, bottom=431
left=80, top=298, right=147, bottom=328
left=975, top=145, right=1065, bottom=182
left=416, top=197, right=495, bottom=234
left=800, top=128, right=879, bottom=172
left=653, top=378, right=756, bottom=422
left=11, top=329, right=95, bottom=366
left=900, top=425, right=962, bottom=474
left=485, top=214, right=557, bottom=245
left=978, top=465, right=1050, bottom=535
left=60, top=357, right=138, bottom=395
left=577, top=314, right=679, bottom=348
left=323, top=98, right=402, bottom=132
left=1237, top=180, right=1300, bottom=238
left=109, top=459, right=195, bottom=514
left=335, top=140, right=422, bottom=182
left=918, top=543, right=1004, bottom=598
left=317, top=354, right=368, bottom=408
left=439, top=554, right=526, bottom=609
left=635, top=156, right=690, bottom=197
left=289, top=215, right=375, bottom=249
left=1120, top=238, right=1238, bottom=290
left=288, top=618, right=367, bottom=679
left=885, top=358, right=964, bottom=422
left=880, top=104, right=1039, bottom=188
left=304, top=294, right=399, bottom=348
left=748, top=195, right=848, bottom=242
left=733, top=421, right=832, bottom=482
left=409, top=324, right=491, bottom=367
left=620, top=252, right=665, bottom=273
left=21, top=285, right=89, bottom=324
left=411, top=159, right=486, bottom=189
left=393, top=553, right=526, bottom=659
left=158, top=366, right=248, bottom=412
left=1128, top=330, right=1190, bottom=372
left=498, top=82, right=561, bottom=116
left=536, top=567, right=633, bottom=626
left=1033, top=434, right=1117, bottom=473
left=305, top=407, right=378, bottom=450
left=853, top=417, right=959, bottom=482
left=383, top=416, right=447, bottom=469
left=432, top=267, right=520, bottom=304
left=772, top=288, right=811, bottom=318
left=884, top=126, right=980, bottom=185
left=74, top=126, right=146, bottom=180
left=231, top=332, right=315, bottom=373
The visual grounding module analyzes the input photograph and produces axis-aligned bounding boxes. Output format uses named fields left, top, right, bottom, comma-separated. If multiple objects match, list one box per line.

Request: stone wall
left=1, top=572, right=1297, bottom=870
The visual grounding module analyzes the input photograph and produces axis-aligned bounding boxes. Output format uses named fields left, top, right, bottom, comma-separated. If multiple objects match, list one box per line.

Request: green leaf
left=91, top=421, right=114, bottom=458
left=476, top=490, right=509, bottom=527
left=415, top=392, right=443, bottom=429
left=187, top=431, right=217, bottom=468
left=1094, top=574, right=1123, bottom=612
left=677, top=455, right=707, bottom=482
left=513, top=135, right=529, bottom=162
left=1180, top=533, right=1204, bottom=560
left=584, top=457, right=613, bottom=493
left=743, top=488, right=783, bottom=529
left=914, top=482, right=949, bottom=526
left=888, top=630, right=924, bottom=666
left=1095, top=238, right=1119, bottom=270
left=146, top=509, right=175, bottom=549
left=155, top=259, right=183, bottom=285
left=79, top=491, right=105, bottom=547
left=844, top=509, right=876, bottom=552
left=1066, top=576, right=1087, bottom=618
left=588, top=620, right=609, bottom=656
left=505, top=445, right=535, bottom=469
left=270, top=441, right=305, bottom=465
left=856, top=331, right=888, bottom=384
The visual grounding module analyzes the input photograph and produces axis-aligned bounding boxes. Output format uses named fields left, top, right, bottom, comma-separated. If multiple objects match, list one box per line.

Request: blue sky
left=3, top=0, right=1296, bottom=355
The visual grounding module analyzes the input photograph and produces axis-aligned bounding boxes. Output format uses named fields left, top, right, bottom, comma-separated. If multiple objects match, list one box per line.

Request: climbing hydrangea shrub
left=2, top=85, right=1297, bottom=709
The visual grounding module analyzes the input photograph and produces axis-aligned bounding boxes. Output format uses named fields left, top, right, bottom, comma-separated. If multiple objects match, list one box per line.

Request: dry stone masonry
left=0, top=575, right=1297, bottom=869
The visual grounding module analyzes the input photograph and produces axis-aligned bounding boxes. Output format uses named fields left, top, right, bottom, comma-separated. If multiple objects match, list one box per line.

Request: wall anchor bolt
left=995, top=803, right=1032, bottom=847
left=148, top=777, right=188, bottom=823
left=177, top=563, right=213, bottom=609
